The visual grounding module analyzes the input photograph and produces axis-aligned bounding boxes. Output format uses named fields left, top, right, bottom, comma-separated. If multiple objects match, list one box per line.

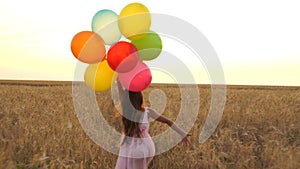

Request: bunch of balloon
left=116, top=2, right=163, bottom=92
left=70, top=9, right=121, bottom=92
left=70, top=2, right=162, bottom=92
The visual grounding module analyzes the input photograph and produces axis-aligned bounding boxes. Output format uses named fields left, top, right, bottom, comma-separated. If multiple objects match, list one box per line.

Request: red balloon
left=107, top=41, right=139, bottom=73
left=118, top=61, right=152, bottom=92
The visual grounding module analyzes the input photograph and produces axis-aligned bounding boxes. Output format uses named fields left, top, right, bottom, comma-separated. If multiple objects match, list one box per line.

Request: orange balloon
left=71, top=31, right=106, bottom=64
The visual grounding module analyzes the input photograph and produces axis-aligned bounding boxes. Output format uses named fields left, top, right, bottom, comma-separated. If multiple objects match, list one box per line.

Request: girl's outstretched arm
left=148, top=108, right=192, bottom=146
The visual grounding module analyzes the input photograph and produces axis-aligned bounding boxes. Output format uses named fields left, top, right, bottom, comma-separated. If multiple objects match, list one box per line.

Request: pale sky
left=0, top=0, right=299, bottom=86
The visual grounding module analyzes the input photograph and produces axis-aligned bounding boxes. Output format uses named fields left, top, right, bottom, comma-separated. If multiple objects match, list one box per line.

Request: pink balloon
left=118, top=61, right=152, bottom=92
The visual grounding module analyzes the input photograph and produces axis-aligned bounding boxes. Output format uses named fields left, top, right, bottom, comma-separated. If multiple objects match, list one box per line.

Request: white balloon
left=92, top=9, right=122, bottom=45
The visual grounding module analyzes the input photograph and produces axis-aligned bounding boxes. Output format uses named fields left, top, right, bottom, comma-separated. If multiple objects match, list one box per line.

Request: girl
left=115, top=80, right=191, bottom=169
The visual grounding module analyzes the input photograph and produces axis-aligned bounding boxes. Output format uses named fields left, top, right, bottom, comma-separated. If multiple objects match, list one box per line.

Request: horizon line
left=0, top=78, right=299, bottom=88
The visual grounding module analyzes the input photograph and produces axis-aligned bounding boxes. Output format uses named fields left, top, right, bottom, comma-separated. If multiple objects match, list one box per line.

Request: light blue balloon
left=92, top=9, right=122, bottom=45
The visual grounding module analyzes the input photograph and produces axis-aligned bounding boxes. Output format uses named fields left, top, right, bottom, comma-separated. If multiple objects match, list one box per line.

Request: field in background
left=0, top=80, right=299, bottom=169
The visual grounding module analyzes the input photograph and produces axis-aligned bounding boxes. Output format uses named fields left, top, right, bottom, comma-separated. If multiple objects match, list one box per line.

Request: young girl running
left=115, top=80, right=191, bottom=169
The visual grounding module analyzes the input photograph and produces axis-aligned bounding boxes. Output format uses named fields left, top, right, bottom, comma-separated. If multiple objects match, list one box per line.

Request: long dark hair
left=121, top=90, right=145, bottom=144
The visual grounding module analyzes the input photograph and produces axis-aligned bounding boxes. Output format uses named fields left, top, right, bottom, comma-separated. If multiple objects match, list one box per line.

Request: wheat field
left=0, top=80, right=299, bottom=169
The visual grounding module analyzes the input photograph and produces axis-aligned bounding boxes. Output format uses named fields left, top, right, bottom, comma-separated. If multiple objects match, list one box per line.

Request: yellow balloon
left=118, top=2, right=151, bottom=40
left=84, top=60, right=117, bottom=92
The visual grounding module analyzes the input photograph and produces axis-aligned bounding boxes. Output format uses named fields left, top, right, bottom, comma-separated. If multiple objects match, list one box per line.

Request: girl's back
left=115, top=107, right=155, bottom=169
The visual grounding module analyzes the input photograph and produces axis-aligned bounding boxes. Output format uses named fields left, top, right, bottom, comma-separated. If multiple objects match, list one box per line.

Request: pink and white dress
left=115, top=107, right=155, bottom=169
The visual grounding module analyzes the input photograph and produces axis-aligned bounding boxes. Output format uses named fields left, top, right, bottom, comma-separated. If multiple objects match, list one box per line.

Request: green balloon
left=131, top=31, right=162, bottom=61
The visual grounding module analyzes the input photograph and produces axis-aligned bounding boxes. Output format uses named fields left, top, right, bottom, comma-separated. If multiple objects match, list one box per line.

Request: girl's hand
left=116, top=79, right=124, bottom=100
left=181, top=133, right=192, bottom=147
